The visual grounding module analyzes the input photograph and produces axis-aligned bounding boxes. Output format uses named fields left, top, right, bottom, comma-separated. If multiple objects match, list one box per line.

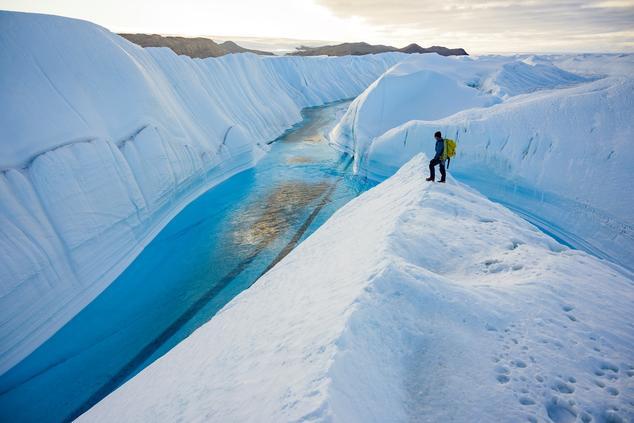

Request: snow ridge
left=0, top=11, right=402, bottom=374
left=82, top=155, right=634, bottom=422
left=329, top=53, right=634, bottom=271
left=482, top=60, right=590, bottom=97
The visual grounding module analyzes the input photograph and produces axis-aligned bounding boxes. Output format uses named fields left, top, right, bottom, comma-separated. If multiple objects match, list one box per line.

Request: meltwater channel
left=0, top=100, right=375, bottom=422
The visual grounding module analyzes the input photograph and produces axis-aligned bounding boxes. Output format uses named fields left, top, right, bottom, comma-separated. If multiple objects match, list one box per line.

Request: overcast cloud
left=1, top=0, right=632, bottom=53
left=315, top=0, right=634, bottom=52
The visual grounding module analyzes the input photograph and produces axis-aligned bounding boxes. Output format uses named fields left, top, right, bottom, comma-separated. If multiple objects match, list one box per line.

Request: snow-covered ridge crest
left=82, top=155, right=634, bottom=422
left=328, top=53, right=593, bottom=167
left=0, top=11, right=402, bottom=373
left=329, top=52, right=634, bottom=270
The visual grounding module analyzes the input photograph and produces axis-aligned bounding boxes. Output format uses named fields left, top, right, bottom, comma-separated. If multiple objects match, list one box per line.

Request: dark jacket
left=433, top=138, right=444, bottom=160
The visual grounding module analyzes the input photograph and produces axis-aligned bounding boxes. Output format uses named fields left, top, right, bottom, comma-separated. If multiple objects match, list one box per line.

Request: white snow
left=329, top=53, right=634, bottom=270
left=0, top=11, right=402, bottom=374
left=3, top=11, right=633, bottom=422
left=81, top=155, right=634, bottom=422
left=534, top=53, right=634, bottom=79
left=329, top=54, right=591, bottom=163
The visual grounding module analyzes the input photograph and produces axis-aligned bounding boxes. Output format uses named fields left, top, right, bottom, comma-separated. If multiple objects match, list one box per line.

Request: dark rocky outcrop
left=120, top=34, right=467, bottom=59
left=119, top=33, right=274, bottom=58
left=288, top=42, right=468, bottom=57
left=398, top=43, right=468, bottom=56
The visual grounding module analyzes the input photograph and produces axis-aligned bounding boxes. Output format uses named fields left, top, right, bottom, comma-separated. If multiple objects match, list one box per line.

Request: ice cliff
left=0, top=11, right=401, bottom=373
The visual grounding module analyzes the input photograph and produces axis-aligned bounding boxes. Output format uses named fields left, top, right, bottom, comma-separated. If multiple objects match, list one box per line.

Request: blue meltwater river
left=0, top=100, right=375, bottom=422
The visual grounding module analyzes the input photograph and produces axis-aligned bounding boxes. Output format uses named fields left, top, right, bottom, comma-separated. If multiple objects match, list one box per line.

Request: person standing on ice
left=426, top=131, right=446, bottom=183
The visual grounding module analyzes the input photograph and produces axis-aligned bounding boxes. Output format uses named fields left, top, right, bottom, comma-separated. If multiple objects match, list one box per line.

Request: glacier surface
left=82, top=155, right=634, bottom=422
left=329, top=53, right=634, bottom=270
left=2, top=11, right=633, bottom=423
left=0, top=11, right=401, bottom=374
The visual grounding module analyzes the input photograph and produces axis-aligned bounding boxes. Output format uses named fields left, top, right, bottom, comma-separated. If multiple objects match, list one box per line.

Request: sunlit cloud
left=1, top=0, right=633, bottom=53
left=315, top=0, right=634, bottom=52
left=582, top=1, right=634, bottom=8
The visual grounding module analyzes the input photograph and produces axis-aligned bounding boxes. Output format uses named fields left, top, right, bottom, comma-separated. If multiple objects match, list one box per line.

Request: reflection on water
left=232, top=182, right=329, bottom=247
left=0, top=100, right=372, bottom=423
left=280, top=101, right=343, bottom=144
left=286, top=156, right=315, bottom=164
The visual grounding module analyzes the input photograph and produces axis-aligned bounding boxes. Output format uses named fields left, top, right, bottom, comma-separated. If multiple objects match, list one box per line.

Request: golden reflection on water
left=282, top=113, right=328, bottom=144
left=231, top=181, right=329, bottom=247
left=301, top=134, right=323, bottom=143
left=287, top=127, right=324, bottom=144
left=286, top=156, right=314, bottom=164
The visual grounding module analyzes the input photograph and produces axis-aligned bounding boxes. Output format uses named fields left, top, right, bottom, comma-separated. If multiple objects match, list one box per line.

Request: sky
left=1, top=0, right=633, bottom=53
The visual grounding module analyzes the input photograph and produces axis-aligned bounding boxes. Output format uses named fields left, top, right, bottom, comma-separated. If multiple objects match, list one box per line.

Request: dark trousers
left=429, top=158, right=446, bottom=181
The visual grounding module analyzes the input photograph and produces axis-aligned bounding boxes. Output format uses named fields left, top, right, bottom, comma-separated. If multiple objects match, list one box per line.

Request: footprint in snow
left=545, top=396, right=578, bottom=423
left=519, top=396, right=536, bottom=406
left=552, top=380, right=575, bottom=394
left=496, top=374, right=510, bottom=384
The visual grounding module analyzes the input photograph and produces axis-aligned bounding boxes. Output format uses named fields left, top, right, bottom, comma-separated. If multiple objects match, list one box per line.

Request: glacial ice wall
left=0, top=11, right=402, bottom=373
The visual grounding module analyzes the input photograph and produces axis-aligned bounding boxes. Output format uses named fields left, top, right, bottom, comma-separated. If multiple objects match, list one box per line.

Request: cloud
left=314, top=0, right=634, bottom=52
left=582, top=1, right=634, bottom=7
left=2, top=0, right=632, bottom=52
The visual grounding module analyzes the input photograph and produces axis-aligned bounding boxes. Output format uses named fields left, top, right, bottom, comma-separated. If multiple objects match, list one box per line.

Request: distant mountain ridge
left=289, top=42, right=468, bottom=57
left=120, top=35, right=468, bottom=59
left=119, top=33, right=275, bottom=58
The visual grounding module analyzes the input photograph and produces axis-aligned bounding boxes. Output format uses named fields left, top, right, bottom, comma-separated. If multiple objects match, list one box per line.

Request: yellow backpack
left=442, top=138, right=457, bottom=168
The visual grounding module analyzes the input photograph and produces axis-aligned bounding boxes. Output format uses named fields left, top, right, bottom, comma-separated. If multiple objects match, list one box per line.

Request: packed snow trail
left=0, top=11, right=401, bottom=374
left=81, top=155, right=634, bottom=422
left=0, top=101, right=375, bottom=423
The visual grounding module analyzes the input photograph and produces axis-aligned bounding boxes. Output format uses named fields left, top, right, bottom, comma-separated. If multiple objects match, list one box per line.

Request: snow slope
left=329, top=53, right=633, bottom=270
left=0, top=11, right=402, bottom=374
left=329, top=54, right=589, bottom=167
left=82, top=155, right=634, bottom=422
left=535, top=53, right=634, bottom=79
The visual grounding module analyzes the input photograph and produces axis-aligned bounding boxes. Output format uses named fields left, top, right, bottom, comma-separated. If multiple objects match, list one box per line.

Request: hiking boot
left=438, top=178, right=446, bottom=183
left=425, top=177, right=434, bottom=182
